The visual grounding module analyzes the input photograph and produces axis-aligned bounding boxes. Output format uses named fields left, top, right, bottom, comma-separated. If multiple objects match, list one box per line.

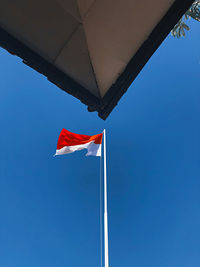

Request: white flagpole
left=103, top=129, right=109, bottom=267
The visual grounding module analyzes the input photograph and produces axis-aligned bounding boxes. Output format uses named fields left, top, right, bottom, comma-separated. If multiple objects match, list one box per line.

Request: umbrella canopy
left=0, top=0, right=194, bottom=119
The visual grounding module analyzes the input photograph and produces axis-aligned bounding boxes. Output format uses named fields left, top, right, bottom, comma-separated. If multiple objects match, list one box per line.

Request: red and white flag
left=55, top=129, right=103, bottom=156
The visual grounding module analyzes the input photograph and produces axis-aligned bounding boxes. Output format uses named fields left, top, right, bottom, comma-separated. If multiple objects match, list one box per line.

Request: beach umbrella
left=0, top=0, right=194, bottom=119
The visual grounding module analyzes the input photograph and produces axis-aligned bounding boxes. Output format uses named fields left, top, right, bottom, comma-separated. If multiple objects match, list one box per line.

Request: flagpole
left=103, top=129, right=109, bottom=267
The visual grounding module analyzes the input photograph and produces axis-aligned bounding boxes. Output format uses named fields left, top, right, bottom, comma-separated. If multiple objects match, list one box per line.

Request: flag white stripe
left=55, top=141, right=102, bottom=156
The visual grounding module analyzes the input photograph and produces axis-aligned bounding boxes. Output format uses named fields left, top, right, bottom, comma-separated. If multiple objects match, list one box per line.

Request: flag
left=55, top=129, right=103, bottom=156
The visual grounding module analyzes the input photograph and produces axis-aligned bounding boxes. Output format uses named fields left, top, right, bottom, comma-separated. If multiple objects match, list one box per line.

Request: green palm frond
left=171, top=0, right=200, bottom=38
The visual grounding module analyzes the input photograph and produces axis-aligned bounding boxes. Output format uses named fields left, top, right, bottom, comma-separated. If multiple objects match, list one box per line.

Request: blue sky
left=0, top=20, right=200, bottom=267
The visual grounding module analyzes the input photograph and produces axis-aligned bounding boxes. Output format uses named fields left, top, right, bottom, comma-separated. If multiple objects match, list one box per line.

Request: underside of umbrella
left=0, top=0, right=194, bottom=119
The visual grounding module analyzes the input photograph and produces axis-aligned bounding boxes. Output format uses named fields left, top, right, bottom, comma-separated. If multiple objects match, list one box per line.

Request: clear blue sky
left=0, top=20, right=200, bottom=267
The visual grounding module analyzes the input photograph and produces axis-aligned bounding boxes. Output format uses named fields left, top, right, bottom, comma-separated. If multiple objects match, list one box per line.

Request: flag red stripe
left=57, top=129, right=103, bottom=150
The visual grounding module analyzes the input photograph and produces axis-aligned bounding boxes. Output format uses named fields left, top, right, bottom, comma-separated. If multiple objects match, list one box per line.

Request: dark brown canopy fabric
left=0, top=0, right=194, bottom=119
